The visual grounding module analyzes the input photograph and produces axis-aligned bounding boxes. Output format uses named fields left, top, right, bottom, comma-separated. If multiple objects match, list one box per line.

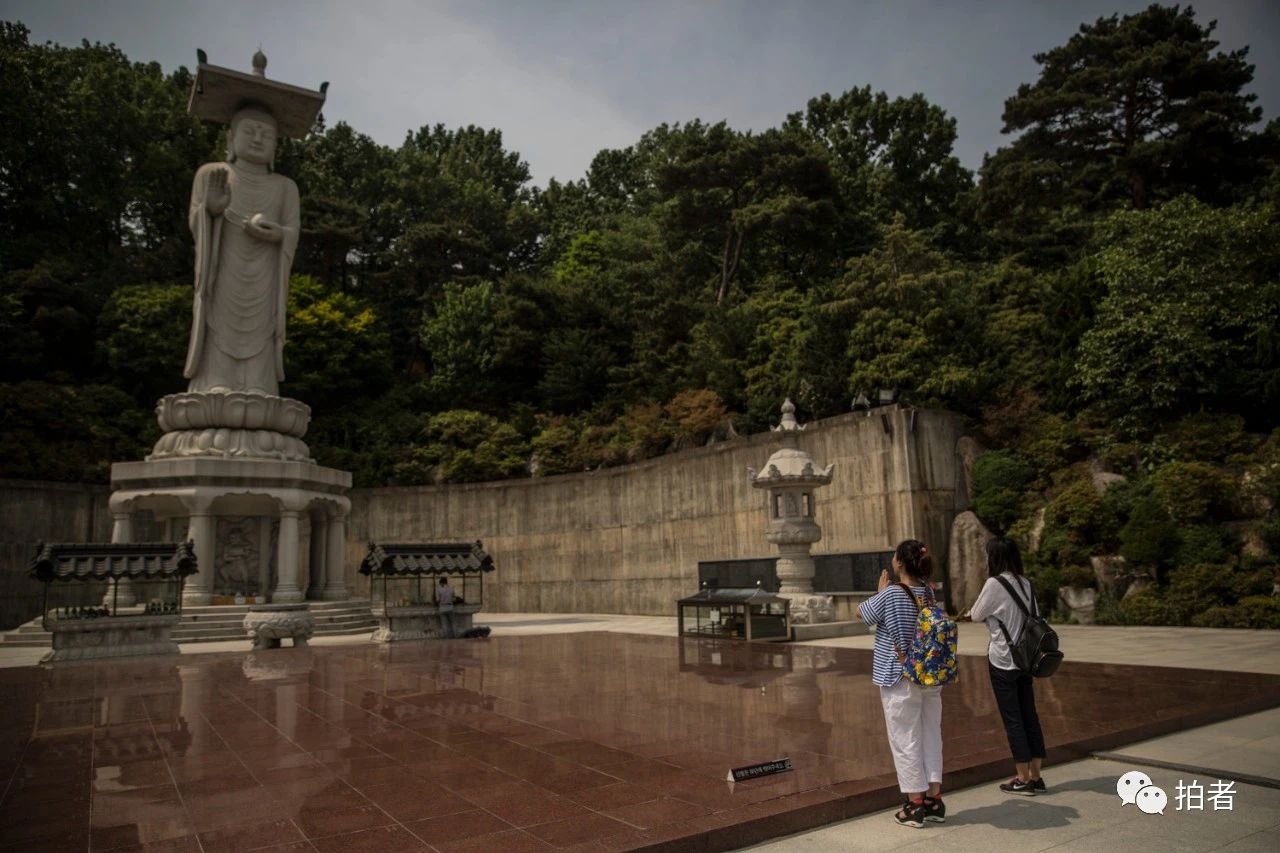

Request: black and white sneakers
left=1000, top=777, right=1037, bottom=796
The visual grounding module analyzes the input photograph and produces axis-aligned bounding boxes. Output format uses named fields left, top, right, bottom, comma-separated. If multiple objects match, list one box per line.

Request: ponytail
left=894, top=538, right=933, bottom=581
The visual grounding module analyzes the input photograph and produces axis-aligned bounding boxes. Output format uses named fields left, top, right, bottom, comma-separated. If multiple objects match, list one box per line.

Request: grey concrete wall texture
left=348, top=406, right=964, bottom=615
left=0, top=479, right=112, bottom=629
left=1, top=405, right=965, bottom=625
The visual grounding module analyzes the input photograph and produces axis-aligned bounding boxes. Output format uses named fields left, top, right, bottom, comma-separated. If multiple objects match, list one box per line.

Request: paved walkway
left=3, top=612, right=1276, bottom=852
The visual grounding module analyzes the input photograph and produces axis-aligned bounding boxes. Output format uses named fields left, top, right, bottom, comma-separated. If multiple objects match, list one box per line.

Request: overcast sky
left=4, top=0, right=1278, bottom=185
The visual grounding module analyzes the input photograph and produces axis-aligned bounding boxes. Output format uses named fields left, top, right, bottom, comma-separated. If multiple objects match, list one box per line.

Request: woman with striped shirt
left=857, top=539, right=945, bottom=828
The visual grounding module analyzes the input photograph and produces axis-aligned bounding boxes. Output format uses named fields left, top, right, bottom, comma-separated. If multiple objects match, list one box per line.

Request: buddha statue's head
left=227, top=104, right=278, bottom=170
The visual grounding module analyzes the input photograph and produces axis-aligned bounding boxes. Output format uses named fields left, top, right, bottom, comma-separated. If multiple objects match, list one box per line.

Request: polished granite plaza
left=2, top=633, right=1278, bottom=852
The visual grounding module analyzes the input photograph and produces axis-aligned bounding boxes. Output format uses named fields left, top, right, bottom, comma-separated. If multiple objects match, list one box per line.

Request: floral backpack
left=893, top=583, right=959, bottom=687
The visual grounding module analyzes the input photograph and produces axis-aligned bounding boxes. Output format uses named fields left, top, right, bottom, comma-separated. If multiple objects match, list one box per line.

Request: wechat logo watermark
left=1116, top=771, right=1235, bottom=815
left=1117, top=770, right=1166, bottom=815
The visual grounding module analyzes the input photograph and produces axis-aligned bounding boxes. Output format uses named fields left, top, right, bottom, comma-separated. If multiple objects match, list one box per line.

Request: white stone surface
left=751, top=400, right=836, bottom=617
left=111, top=456, right=350, bottom=606
left=1059, top=586, right=1098, bottom=624
left=184, top=107, right=298, bottom=397
left=243, top=603, right=314, bottom=648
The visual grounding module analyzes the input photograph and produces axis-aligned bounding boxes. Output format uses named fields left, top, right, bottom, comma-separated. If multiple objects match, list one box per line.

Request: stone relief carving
left=214, top=517, right=259, bottom=594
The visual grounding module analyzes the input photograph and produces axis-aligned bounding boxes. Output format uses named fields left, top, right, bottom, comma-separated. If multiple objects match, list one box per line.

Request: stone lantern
left=747, top=399, right=835, bottom=625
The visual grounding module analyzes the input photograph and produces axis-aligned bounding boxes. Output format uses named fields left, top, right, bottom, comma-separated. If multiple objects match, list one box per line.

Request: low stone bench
left=243, top=602, right=314, bottom=649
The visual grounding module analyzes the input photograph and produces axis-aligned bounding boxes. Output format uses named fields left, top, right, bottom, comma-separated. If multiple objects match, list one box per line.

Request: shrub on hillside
left=665, top=389, right=728, bottom=446
left=972, top=450, right=1034, bottom=532
left=1156, top=412, right=1253, bottom=464
left=530, top=419, right=579, bottom=476
left=1049, top=478, right=1103, bottom=541
left=393, top=410, right=527, bottom=484
left=1173, top=525, right=1232, bottom=569
left=1118, top=589, right=1172, bottom=625
left=1193, top=596, right=1280, bottom=629
left=1119, top=496, right=1178, bottom=571
left=1150, top=460, right=1234, bottom=524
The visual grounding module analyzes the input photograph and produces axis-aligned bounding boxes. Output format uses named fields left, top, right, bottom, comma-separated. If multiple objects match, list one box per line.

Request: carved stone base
left=243, top=603, right=314, bottom=649
left=781, top=594, right=835, bottom=625
left=42, top=614, right=181, bottom=663
left=372, top=605, right=439, bottom=643
left=371, top=604, right=480, bottom=642
left=150, top=428, right=312, bottom=463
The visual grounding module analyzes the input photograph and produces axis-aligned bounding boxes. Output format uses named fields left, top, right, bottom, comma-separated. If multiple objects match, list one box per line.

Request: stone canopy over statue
left=147, top=50, right=327, bottom=462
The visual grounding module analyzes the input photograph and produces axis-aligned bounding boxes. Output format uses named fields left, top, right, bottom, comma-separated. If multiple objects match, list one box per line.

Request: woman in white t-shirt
left=967, top=537, right=1046, bottom=796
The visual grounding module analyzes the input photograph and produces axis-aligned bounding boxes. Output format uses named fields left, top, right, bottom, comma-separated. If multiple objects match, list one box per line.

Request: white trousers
left=879, top=678, right=943, bottom=794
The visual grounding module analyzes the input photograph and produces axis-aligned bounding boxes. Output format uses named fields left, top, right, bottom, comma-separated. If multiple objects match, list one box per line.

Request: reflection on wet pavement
left=1, top=634, right=1277, bottom=851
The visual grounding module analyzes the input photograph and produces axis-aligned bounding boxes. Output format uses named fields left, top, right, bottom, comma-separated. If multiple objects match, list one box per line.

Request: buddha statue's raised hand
left=205, top=167, right=231, bottom=216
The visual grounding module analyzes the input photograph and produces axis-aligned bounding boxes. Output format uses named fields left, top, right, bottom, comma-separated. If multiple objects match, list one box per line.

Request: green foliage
left=1074, top=199, right=1280, bottom=429
left=0, top=381, right=156, bottom=481
left=664, top=389, right=727, bottom=446
left=530, top=420, right=579, bottom=476
left=1261, top=519, right=1280, bottom=559
left=1118, top=590, right=1173, bottom=626
left=1037, top=523, right=1093, bottom=571
left=1150, top=460, right=1234, bottom=525
left=285, top=275, right=390, bottom=412
left=393, top=410, right=527, bottom=484
left=1119, top=497, right=1178, bottom=570
left=783, top=86, right=973, bottom=249
left=1048, top=479, right=1102, bottom=540
left=971, top=450, right=1034, bottom=532
left=978, top=4, right=1264, bottom=259
left=1194, top=597, right=1280, bottom=629
left=833, top=217, right=982, bottom=407
left=1155, top=413, right=1253, bottom=464
left=1173, top=526, right=1231, bottom=569
left=97, top=283, right=188, bottom=403
left=1060, top=565, right=1096, bottom=589
left=1163, top=561, right=1271, bottom=625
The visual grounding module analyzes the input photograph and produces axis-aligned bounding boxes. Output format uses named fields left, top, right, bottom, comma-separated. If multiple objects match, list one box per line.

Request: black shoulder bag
left=993, top=575, right=1064, bottom=678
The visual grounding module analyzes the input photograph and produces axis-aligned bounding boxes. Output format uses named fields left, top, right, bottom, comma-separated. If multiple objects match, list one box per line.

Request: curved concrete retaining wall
left=346, top=406, right=964, bottom=615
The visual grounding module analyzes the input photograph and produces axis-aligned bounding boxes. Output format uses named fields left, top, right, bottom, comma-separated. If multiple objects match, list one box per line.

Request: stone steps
left=1, top=600, right=377, bottom=647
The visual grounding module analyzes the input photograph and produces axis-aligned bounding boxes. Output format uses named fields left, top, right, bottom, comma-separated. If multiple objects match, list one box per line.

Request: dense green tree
left=784, top=87, right=973, bottom=252
left=825, top=217, right=982, bottom=407
left=979, top=4, right=1262, bottom=259
left=654, top=122, right=837, bottom=305
left=96, top=282, right=188, bottom=403
left=0, top=23, right=217, bottom=380
left=278, top=121, right=395, bottom=293
left=283, top=275, right=391, bottom=412
left=387, top=124, right=541, bottom=372
left=1074, top=197, right=1280, bottom=429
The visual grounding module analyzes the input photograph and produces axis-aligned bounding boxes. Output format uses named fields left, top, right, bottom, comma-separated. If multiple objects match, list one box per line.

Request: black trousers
left=988, top=663, right=1046, bottom=764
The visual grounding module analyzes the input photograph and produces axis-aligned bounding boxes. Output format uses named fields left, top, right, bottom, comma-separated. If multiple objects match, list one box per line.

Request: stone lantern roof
left=748, top=399, right=834, bottom=488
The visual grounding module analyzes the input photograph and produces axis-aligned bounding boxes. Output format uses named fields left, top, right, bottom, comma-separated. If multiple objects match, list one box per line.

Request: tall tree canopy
left=979, top=3, right=1263, bottom=260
